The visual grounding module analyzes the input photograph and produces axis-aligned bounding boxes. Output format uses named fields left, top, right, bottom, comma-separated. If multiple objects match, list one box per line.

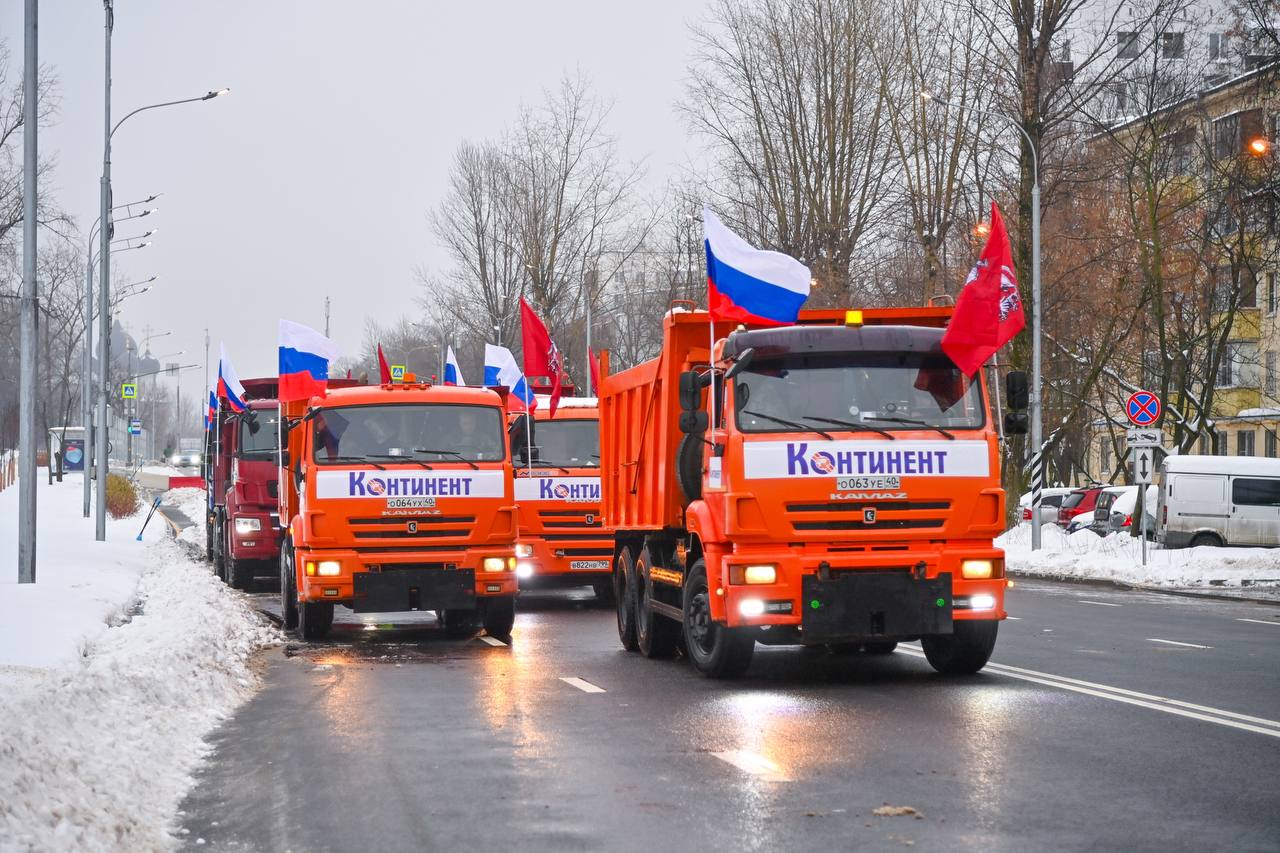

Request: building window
left=1199, top=434, right=1210, bottom=454
left=1215, top=432, right=1229, bottom=455
left=1217, top=343, right=1243, bottom=387
left=1268, top=351, right=1277, bottom=396
left=1162, top=32, right=1185, bottom=59
left=1267, top=430, right=1278, bottom=458
left=1238, top=429, right=1256, bottom=456
left=1209, top=33, right=1229, bottom=61
left=1100, top=436, right=1112, bottom=472
left=1215, top=113, right=1240, bottom=159
left=1268, top=272, right=1277, bottom=315
left=1118, top=32, right=1140, bottom=59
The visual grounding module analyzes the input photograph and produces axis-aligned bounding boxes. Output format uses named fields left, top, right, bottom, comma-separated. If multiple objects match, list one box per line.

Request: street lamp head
left=1247, top=136, right=1272, bottom=157
left=204, top=88, right=231, bottom=100
left=920, top=90, right=933, bottom=101
left=140, top=208, right=156, bottom=217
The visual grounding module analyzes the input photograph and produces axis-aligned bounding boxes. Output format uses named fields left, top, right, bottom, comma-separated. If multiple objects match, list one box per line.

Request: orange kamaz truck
left=598, top=306, right=1023, bottom=677
left=511, top=397, right=612, bottom=599
left=278, top=381, right=519, bottom=640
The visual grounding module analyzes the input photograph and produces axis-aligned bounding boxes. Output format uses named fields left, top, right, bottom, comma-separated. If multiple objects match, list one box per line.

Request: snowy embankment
left=998, top=523, right=1280, bottom=590
left=0, top=473, right=275, bottom=852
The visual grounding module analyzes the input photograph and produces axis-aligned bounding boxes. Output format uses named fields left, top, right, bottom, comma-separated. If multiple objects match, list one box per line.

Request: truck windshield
left=238, top=413, right=279, bottom=460
left=533, top=419, right=599, bottom=468
left=311, top=404, right=505, bottom=464
left=734, top=352, right=985, bottom=433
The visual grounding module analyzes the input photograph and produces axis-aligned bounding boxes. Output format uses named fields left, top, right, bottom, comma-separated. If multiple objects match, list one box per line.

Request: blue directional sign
left=1126, top=390, right=1161, bottom=426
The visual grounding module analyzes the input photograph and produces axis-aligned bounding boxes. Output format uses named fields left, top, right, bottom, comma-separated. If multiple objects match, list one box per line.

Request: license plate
left=569, top=560, right=610, bottom=571
left=836, top=476, right=901, bottom=490
left=386, top=497, right=436, bottom=509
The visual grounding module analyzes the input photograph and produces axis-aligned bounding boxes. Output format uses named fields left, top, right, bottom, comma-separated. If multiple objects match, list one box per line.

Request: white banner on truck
left=315, top=469, right=505, bottom=499
left=742, top=439, right=990, bottom=479
left=514, top=476, right=601, bottom=503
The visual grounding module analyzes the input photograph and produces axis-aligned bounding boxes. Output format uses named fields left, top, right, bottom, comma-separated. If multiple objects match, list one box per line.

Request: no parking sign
left=1126, top=390, right=1161, bottom=426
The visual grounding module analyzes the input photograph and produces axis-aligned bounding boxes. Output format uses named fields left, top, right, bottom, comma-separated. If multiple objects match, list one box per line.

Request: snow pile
left=0, top=474, right=275, bottom=851
left=168, top=487, right=209, bottom=550
left=998, top=523, right=1280, bottom=589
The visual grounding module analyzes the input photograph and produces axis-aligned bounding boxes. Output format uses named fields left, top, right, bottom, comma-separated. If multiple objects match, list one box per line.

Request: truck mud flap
left=352, top=568, right=476, bottom=613
left=801, top=571, right=953, bottom=644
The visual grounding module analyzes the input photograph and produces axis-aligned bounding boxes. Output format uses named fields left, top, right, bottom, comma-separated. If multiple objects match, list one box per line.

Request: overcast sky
left=2, top=0, right=709, bottom=420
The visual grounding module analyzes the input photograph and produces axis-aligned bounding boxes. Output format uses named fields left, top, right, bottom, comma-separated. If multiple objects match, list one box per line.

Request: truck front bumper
left=297, top=548, right=517, bottom=604
left=515, top=537, right=613, bottom=584
left=229, top=512, right=282, bottom=561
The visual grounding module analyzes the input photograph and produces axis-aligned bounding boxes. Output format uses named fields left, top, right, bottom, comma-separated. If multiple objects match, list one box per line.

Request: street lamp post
left=922, top=90, right=1044, bottom=551
left=17, top=0, right=37, bottom=581
left=93, top=0, right=228, bottom=539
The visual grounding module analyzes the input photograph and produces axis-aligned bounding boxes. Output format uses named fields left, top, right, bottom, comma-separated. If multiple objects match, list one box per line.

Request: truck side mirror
left=724, top=347, right=756, bottom=380
left=246, top=412, right=261, bottom=435
left=678, top=371, right=704, bottom=412
left=1006, top=371, right=1029, bottom=411
left=1004, top=411, right=1029, bottom=435
left=679, top=410, right=709, bottom=434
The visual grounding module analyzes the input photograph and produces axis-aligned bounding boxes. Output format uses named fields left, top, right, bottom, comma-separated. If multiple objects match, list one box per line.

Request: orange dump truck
left=599, top=307, right=1023, bottom=677
left=511, top=397, right=612, bottom=599
left=278, top=382, right=519, bottom=640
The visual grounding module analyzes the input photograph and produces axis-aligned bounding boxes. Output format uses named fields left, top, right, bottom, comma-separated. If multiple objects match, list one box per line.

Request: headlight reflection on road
left=957, top=688, right=1018, bottom=822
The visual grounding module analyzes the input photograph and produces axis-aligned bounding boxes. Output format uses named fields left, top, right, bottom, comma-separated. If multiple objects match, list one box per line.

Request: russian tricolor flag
left=444, top=345, right=465, bottom=386
left=483, top=344, right=536, bottom=411
left=279, top=319, right=343, bottom=402
left=217, top=344, right=248, bottom=412
left=206, top=389, right=217, bottom=430
left=704, top=207, right=811, bottom=326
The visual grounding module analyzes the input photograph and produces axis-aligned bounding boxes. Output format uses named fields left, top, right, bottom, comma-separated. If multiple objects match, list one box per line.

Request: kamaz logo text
left=831, top=491, right=908, bottom=501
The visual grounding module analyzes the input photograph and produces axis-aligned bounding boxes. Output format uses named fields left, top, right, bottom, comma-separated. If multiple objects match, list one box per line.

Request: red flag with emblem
left=520, top=297, right=563, bottom=416
left=941, top=202, right=1026, bottom=376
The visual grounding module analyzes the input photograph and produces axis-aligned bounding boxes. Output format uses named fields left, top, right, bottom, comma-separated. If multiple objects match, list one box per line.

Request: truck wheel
left=614, top=546, right=640, bottom=651
left=298, top=600, right=334, bottom=641
left=279, top=542, right=299, bottom=631
left=227, top=556, right=254, bottom=591
left=1190, top=532, right=1223, bottom=548
left=482, top=596, right=516, bottom=639
left=682, top=559, right=754, bottom=678
left=440, top=608, right=479, bottom=638
left=592, top=577, right=615, bottom=604
left=205, top=517, right=214, bottom=563
left=635, top=545, right=680, bottom=659
left=921, top=620, right=998, bottom=675
left=864, top=641, right=898, bottom=655
left=212, top=512, right=227, bottom=582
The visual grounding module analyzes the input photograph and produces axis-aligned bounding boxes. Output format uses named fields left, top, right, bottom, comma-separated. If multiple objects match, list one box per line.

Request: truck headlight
left=482, top=557, right=510, bottom=572
left=192, top=454, right=201, bottom=465
left=738, top=599, right=766, bottom=617
left=516, top=562, right=535, bottom=579
left=515, top=543, right=534, bottom=558
left=730, top=564, right=777, bottom=585
left=316, top=561, right=341, bottom=577
left=961, top=559, right=994, bottom=579
left=234, top=517, right=262, bottom=535
left=968, top=593, right=996, bottom=610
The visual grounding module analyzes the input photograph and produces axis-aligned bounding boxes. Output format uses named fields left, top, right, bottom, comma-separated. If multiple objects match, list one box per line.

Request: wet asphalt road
left=178, top=581, right=1280, bottom=853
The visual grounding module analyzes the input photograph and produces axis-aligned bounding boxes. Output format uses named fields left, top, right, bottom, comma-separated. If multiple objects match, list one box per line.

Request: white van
left=1157, top=455, right=1280, bottom=548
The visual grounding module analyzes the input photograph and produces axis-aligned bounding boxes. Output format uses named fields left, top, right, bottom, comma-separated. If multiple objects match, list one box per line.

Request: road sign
left=390, top=364, right=406, bottom=382
left=121, top=382, right=137, bottom=399
left=1126, top=390, right=1161, bottom=426
left=128, top=418, right=142, bottom=436
left=1126, top=428, right=1163, bottom=448
left=1132, top=446, right=1154, bottom=484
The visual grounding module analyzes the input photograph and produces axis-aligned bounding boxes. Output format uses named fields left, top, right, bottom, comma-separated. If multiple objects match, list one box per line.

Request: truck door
left=1228, top=476, right=1280, bottom=546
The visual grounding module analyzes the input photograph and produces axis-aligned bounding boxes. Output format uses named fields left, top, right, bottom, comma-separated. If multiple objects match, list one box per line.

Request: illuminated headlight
left=515, top=562, right=535, bottom=579
left=515, top=543, right=534, bottom=558
left=968, top=593, right=997, bottom=611
left=170, top=455, right=180, bottom=464
left=961, top=559, right=995, bottom=579
left=482, top=557, right=509, bottom=572
left=234, top=517, right=262, bottom=534
left=192, top=454, right=201, bottom=465
left=315, top=561, right=341, bottom=577
left=738, top=599, right=766, bottom=618
left=730, top=564, right=777, bottom=585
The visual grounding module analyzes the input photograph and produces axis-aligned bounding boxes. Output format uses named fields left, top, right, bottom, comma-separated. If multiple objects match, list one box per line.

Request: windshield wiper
left=742, top=409, right=832, bottom=440
left=863, top=416, right=956, bottom=440
left=522, top=462, right=572, bottom=474
left=320, top=454, right=386, bottom=470
left=362, top=453, right=437, bottom=470
left=801, top=415, right=896, bottom=440
left=413, top=448, right=479, bottom=470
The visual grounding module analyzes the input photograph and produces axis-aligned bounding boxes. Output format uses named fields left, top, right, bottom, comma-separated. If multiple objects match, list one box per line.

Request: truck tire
left=205, top=516, right=214, bottom=563
left=280, top=542, right=299, bottom=631
left=614, top=546, right=640, bottom=651
left=298, top=600, right=334, bottom=641
left=635, top=545, right=680, bottom=659
left=440, top=608, right=479, bottom=638
left=921, top=620, right=998, bottom=675
left=225, top=525, right=254, bottom=591
left=675, top=434, right=703, bottom=502
left=1190, top=532, right=1223, bottom=548
left=482, top=596, right=516, bottom=639
left=682, top=559, right=754, bottom=678
left=212, top=511, right=227, bottom=582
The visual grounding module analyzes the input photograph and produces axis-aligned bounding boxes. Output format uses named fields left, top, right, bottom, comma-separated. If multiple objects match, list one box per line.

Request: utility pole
left=584, top=268, right=597, bottom=396
left=18, top=0, right=39, bottom=582
left=324, top=295, right=330, bottom=337
left=94, top=0, right=113, bottom=540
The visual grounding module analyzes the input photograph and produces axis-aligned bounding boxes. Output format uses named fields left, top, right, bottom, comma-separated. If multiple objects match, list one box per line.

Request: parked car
left=1018, top=487, right=1075, bottom=526
left=1057, top=484, right=1106, bottom=528
left=1157, top=455, right=1280, bottom=548
left=1097, top=485, right=1159, bottom=538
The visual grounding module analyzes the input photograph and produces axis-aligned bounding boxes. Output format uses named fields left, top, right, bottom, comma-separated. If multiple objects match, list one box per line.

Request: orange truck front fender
left=685, top=499, right=732, bottom=622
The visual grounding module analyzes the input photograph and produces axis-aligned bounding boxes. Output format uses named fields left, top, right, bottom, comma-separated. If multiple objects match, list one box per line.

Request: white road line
left=711, top=750, right=790, bottom=782
left=1147, top=638, right=1212, bottom=649
left=897, top=645, right=1280, bottom=738
left=1237, top=618, right=1280, bottom=627
left=478, top=635, right=507, bottom=647
left=1079, top=600, right=1123, bottom=607
left=1006, top=616, right=1022, bottom=621
left=559, top=676, right=606, bottom=693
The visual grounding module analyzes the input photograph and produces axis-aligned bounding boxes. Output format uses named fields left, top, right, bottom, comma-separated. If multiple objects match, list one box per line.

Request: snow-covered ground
left=0, top=473, right=275, bottom=852
left=169, top=487, right=209, bottom=551
left=999, top=523, right=1280, bottom=590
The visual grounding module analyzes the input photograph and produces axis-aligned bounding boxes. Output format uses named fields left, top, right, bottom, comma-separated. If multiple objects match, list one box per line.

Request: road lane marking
left=560, top=676, right=606, bottom=693
left=1147, top=638, right=1212, bottom=649
left=478, top=635, right=507, bottom=647
left=1237, top=618, right=1280, bottom=627
left=898, top=645, right=1280, bottom=739
left=1006, top=616, right=1022, bottom=621
left=1079, top=600, right=1123, bottom=607
left=712, top=750, right=790, bottom=782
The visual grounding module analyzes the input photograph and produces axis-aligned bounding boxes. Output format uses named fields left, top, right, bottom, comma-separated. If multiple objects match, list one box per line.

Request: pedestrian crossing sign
left=391, top=365, right=406, bottom=382
left=121, top=383, right=137, bottom=399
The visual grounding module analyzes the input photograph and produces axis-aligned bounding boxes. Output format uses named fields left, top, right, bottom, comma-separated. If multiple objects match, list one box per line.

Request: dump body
left=279, top=383, right=518, bottom=623
left=511, top=398, right=611, bottom=589
left=599, top=308, right=1007, bottom=670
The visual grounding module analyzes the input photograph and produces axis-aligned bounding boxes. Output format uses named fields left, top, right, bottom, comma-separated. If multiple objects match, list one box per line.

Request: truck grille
left=348, top=515, right=476, bottom=543
left=537, top=509, right=600, bottom=531
left=786, top=500, right=950, bottom=533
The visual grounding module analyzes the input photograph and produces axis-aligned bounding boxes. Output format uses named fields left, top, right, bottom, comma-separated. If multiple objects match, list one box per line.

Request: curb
left=1009, top=571, right=1280, bottom=606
